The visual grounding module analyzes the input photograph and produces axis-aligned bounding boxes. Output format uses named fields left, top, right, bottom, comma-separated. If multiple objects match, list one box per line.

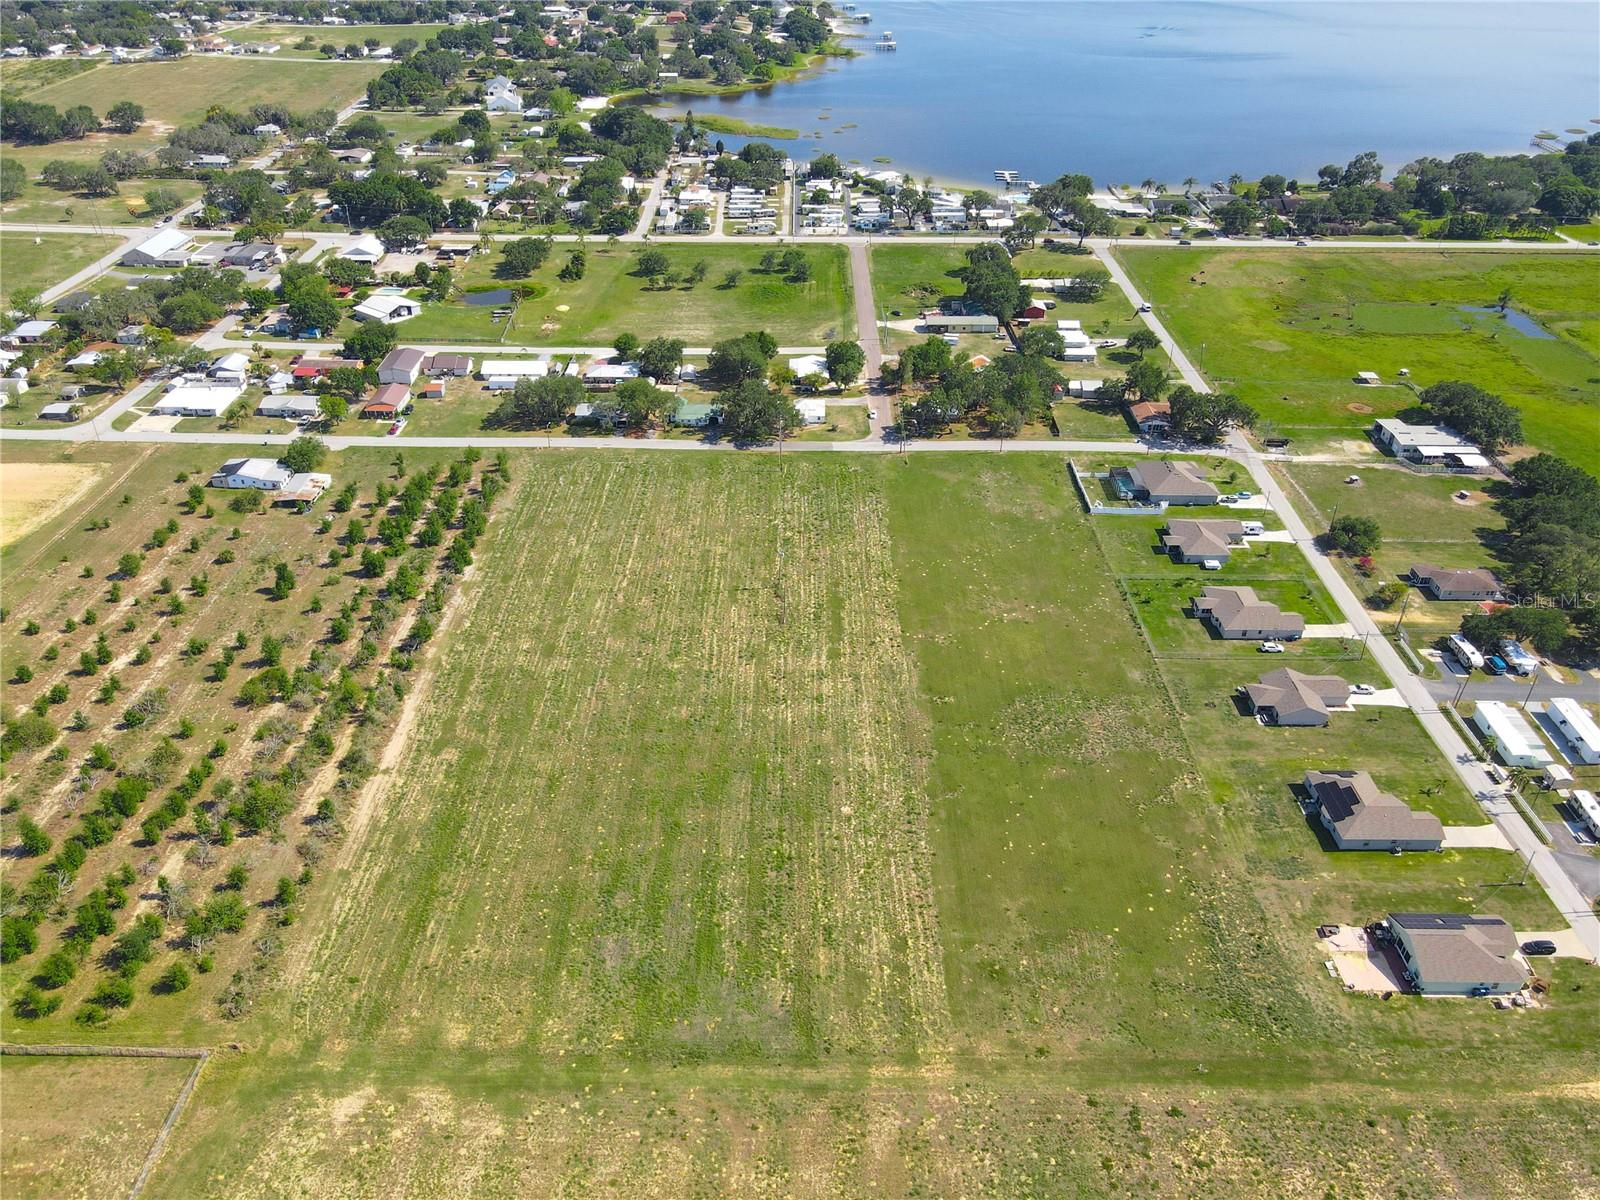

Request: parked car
left=1230, top=491, right=1253, bottom=500
left=1350, top=683, right=1377, bottom=696
left=1137, top=302, right=1152, bottom=313
left=1200, top=558, right=1224, bottom=571
left=867, top=408, right=878, bottom=421
left=1485, top=655, right=1509, bottom=676
left=1521, top=939, right=1558, bottom=956
left=1258, top=641, right=1286, bottom=654
left=1177, top=238, right=1193, bottom=245
left=1295, top=239, right=1309, bottom=247
left=387, top=418, right=406, bottom=436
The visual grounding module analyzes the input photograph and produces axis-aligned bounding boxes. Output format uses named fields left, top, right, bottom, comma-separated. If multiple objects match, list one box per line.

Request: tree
left=1418, top=380, right=1523, bottom=454
left=720, top=379, right=799, bottom=444
left=16, top=815, right=51, bottom=856
left=707, top=333, right=774, bottom=383
left=637, top=337, right=685, bottom=383
left=614, top=377, right=674, bottom=428
left=342, top=321, right=398, bottom=365
left=1216, top=198, right=1258, bottom=235
left=1167, top=386, right=1255, bottom=443
left=613, top=332, right=641, bottom=361
left=270, top=562, right=296, bottom=601
left=0, top=158, right=25, bottom=202
left=377, top=214, right=430, bottom=251
left=282, top=435, right=327, bottom=473
left=103, top=100, right=145, bottom=134
left=1123, top=358, right=1170, bottom=403
left=1125, top=328, right=1161, bottom=358
left=960, top=244, right=1027, bottom=322
left=498, top=236, right=552, bottom=278
left=60, top=105, right=99, bottom=139
left=318, top=394, right=348, bottom=425
left=1018, top=325, right=1064, bottom=359
left=1326, top=515, right=1382, bottom=556
left=824, top=340, right=866, bottom=387
left=633, top=247, right=671, bottom=287
left=486, top=375, right=584, bottom=429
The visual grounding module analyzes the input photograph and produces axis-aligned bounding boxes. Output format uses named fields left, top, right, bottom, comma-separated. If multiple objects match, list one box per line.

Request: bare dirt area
left=1, top=461, right=105, bottom=546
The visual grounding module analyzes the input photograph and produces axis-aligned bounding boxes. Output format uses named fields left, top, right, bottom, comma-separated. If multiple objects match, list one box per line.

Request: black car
left=1521, top=939, right=1558, bottom=956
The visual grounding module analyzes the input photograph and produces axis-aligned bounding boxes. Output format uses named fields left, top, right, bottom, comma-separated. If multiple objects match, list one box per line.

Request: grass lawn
left=1, top=173, right=206, bottom=227
left=0, top=231, right=121, bottom=304
left=1558, top=222, right=1600, bottom=242
left=404, top=243, right=853, bottom=345
left=0, top=1054, right=197, bottom=1200
left=23, top=58, right=384, bottom=132
left=791, top=402, right=868, bottom=441
left=5, top=451, right=1597, bottom=1196
left=241, top=22, right=449, bottom=49
left=1114, top=247, right=1600, bottom=474
left=1123, top=573, right=1345, bottom=658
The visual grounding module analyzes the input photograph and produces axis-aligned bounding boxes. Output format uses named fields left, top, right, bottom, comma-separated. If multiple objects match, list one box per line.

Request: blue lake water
left=1458, top=306, right=1558, bottom=339
left=659, top=1, right=1599, bottom=187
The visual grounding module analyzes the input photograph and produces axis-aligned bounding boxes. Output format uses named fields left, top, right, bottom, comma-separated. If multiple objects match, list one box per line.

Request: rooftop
left=1306, top=770, right=1443, bottom=844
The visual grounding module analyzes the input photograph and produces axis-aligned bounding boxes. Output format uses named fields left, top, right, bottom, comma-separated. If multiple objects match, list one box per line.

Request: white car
left=1258, top=641, right=1286, bottom=654
left=1200, top=558, right=1224, bottom=571
left=867, top=408, right=878, bottom=421
left=1350, top=683, right=1377, bottom=696
left=1137, top=302, right=1152, bottom=313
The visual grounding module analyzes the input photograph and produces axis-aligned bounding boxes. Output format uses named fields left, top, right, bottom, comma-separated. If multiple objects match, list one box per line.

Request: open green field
left=0, top=172, right=204, bottom=227
left=0, top=57, right=102, bottom=95
left=1114, top=247, right=1600, bottom=474
left=0, top=1053, right=196, bottom=1200
left=399, top=243, right=853, bottom=345
left=5, top=451, right=1596, bottom=1195
left=23, top=57, right=384, bottom=132
left=0, top=231, right=121, bottom=304
left=240, top=23, right=449, bottom=49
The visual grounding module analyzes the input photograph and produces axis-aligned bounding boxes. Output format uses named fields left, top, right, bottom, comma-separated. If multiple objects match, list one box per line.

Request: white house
left=788, top=353, right=828, bottom=381
left=480, top=359, right=549, bottom=385
left=484, top=74, right=522, bottom=112
left=583, top=361, right=640, bottom=390
left=253, top=122, right=281, bottom=136
left=257, top=394, right=320, bottom=420
left=209, top=456, right=291, bottom=490
left=377, top=346, right=425, bottom=385
left=208, top=351, right=250, bottom=384
left=152, top=384, right=243, bottom=418
left=66, top=349, right=104, bottom=371
left=795, top=397, right=827, bottom=424
left=4, top=319, right=58, bottom=345
left=1471, top=701, right=1552, bottom=768
left=338, top=234, right=386, bottom=264
left=352, top=294, right=420, bottom=324
left=1548, top=698, right=1600, bottom=765
left=123, top=228, right=196, bottom=268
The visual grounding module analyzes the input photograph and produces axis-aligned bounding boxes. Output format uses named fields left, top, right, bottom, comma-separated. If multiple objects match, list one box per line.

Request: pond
left=463, top=288, right=516, bottom=307
left=1457, top=305, right=1556, bottom=339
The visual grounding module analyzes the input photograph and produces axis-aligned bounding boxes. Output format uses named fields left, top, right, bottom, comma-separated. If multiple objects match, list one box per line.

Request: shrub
left=17, top=815, right=51, bottom=856
left=155, top=961, right=191, bottom=994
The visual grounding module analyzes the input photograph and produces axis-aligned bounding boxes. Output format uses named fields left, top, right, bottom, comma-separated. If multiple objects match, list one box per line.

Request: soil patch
left=0, top=461, right=104, bottom=546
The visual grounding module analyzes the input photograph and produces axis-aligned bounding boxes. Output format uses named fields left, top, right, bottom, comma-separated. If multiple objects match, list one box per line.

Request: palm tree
left=1182, top=176, right=1197, bottom=194
left=1141, top=177, right=1157, bottom=194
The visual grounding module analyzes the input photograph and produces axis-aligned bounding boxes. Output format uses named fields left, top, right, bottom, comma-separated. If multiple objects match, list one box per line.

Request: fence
left=1066, top=460, right=1169, bottom=516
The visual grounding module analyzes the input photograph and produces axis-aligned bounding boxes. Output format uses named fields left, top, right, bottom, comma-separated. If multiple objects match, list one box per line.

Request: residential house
left=1407, top=563, right=1503, bottom=602
left=788, top=353, right=828, bottom=381
left=1244, top=670, right=1350, bottom=727
left=352, top=294, right=420, bottom=324
left=1471, top=701, right=1552, bottom=768
left=360, top=382, right=412, bottom=419
left=253, top=122, right=282, bottom=136
left=115, top=325, right=146, bottom=345
left=1384, top=913, right=1527, bottom=996
left=1127, top=398, right=1171, bottom=435
left=377, top=346, right=425, bottom=385
left=1305, top=770, right=1444, bottom=850
left=922, top=314, right=998, bottom=334
left=152, top=384, right=243, bottom=417
left=479, top=359, right=549, bottom=388
left=291, top=355, right=359, bottom=381
left=4, top=319, right=58, bottom=346
left=1160, top=518, right=1245, bottom=564
left=1548, top=697, right=1600, bottom=766
left=1191, top=585, right=1305, bottom=640
left=208, top=352, right=250, bottom=384
left=65, top=349, right=104, bottom=371
left=188, top=154, right=232, bottom=170
left=1113, top=460, right=1219, bottom=505
left=673, top=400, right=717, bottom=427
left=209, top=457, right=291, bottom=489
left=795, top=397, right=827, bottom=425
left=484, top=74, right=522, bottom=112
left=38, top=401, right=81, bottom=421
left=257, top=395, right=321, bottom=420
left=219, top=242, right=284, bottom=269
left=584, top=361, right=640, bottom=390
left=423, top=352, right=472, bottom=377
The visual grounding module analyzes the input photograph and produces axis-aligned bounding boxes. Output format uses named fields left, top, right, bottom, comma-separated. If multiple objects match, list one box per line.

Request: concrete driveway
left=1442, top=824, right=1513, bottom=850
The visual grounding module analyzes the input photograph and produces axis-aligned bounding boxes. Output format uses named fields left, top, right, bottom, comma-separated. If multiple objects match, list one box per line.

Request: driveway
left=1304, top=622, right=1358, bottom=639
left=1442, top=824, right=1512, bottom=850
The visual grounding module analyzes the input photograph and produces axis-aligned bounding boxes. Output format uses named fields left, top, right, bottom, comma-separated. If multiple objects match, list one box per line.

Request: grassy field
left=23, top=58, right=384, bottom=134
left=0, top=231, right=121, bottom=304
left=239, top=23, right=449, bottom=49
left=5, top=452, right=1596, bottom=1195
left=0, top=170, right=205, bottom=226
left=399, top=243, right=853, bottom=345
left=1114, top=247, right=1600, bottom=474
left=0, top=1053, right=197, bottom=1200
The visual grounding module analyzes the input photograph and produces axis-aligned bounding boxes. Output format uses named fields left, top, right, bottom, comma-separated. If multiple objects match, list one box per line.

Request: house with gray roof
left=1191, top=586, right=1305, bottom=640
left=1113, top=459, right=1219, bottom=505
left=1243, top=669, right=1349, bottom=727
left=1407, top=563, right=1503, bottom=602
left=1161, top=518, right=1245, bottom=564
left=1385, top=913, right=1527, bottom=996
left=1305, top=769, right=1443, bottom=851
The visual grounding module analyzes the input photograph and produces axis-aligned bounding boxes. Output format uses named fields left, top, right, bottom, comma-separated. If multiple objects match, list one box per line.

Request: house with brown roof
left=423, top=352, right=473, bottom=377
left=377, top=346, right=425, bottom=386
left=1127, top=399, right=1171, bottom=436
left=1407, top=563, right=1503, bottom=602
left=1244, top=669, right=1349, bottom=726
left=1305, top=769, right=1443, bottom=850
left=1191, top=586, right=1305, bottom=640
left=1113, top=459, right=1218, bottom=505
left=360, top=382, right=412, bottom=419
left=1385, top=913, right=1527, bottom=996
left=1161, top=518, right=1245, bottom=564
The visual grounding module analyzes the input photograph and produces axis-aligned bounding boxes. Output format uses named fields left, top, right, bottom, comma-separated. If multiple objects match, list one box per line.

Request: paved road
left=846, top=240, right=894, bottom=442
left=1422, top=675, right=1600, bottom=704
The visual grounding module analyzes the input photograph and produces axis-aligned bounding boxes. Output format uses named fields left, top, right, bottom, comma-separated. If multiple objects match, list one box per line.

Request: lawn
left=0, top=231, right=121, bottom=304
left=1114, top=247, right=1600, bottom=475
left=5, top=451, right=1596, bottom=1196
left=240, top=23, right=449, bottom=49
left=404, top=243, right=854, bottom=345
left=1, top=169, right=206, bottom=227
left=791, top=402, right=868, bottom=441
left=0, top=1053, right=197, bottom=1200
left=23, top=57, right=384, bottom=133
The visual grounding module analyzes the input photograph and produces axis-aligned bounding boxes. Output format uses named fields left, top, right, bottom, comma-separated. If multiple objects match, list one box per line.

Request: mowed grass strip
left=284, top=454, right=947, bottom=1062
left=0, top=232, right=122, bottom=303
left=1114, top=247, right=1600, bottom=475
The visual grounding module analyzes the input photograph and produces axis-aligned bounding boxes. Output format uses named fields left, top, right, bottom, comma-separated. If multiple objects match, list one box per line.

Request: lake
left=655, top=1, right=1600, bottom=188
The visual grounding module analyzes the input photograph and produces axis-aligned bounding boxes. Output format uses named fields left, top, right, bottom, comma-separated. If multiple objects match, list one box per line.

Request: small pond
left=1457, top=305, right=1556, bottom=339
left=464, top=288, right=516, bottom=307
